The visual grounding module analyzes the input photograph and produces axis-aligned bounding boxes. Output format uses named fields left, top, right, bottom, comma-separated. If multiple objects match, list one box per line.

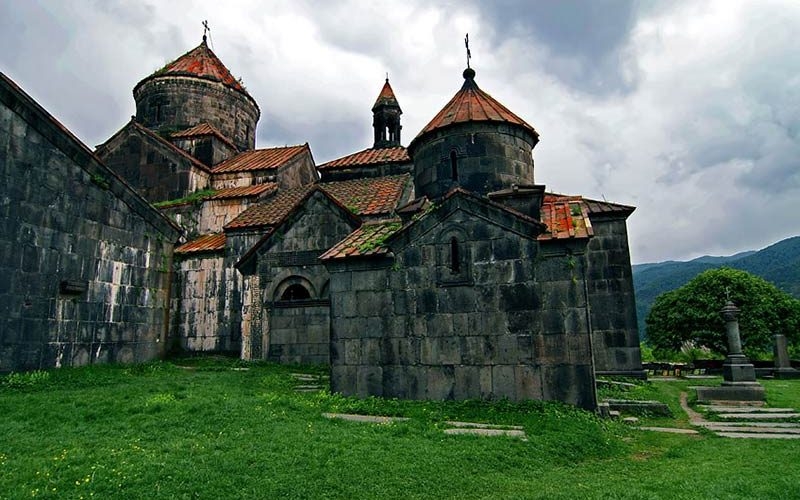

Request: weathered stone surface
left=0, top=75, right=179, bottom=372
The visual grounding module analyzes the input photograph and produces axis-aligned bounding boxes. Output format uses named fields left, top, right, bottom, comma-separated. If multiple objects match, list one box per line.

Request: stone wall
left=171, top=136, right=238, bottom=167
left=212, top=152, right=318, bottom=191
left=199, top=198, right=257, bottom=234
left=171, top=253, right=240, bottom=353
left=97, top=124, right=211, bottom=203
left=410, top=122, right=537, bottom=200
left=0, top=75, right=179, bottom=372
left=241, top=191, right=357, bottom=365
left=328, top=198, right=597, bottom=409
left=134, top=76, right=259, bottom=151
left=585, top=217, right=644, bottom=376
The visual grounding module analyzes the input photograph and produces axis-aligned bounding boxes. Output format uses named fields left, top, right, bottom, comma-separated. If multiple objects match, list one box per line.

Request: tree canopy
left=645, top=268, right=800, bottom=357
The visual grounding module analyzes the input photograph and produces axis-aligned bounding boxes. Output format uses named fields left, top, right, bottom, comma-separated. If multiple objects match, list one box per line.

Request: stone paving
left=680, top=392, right=800, bottom=439
left=320, top=412, right=528, bottom=439
left=291, top=372, right=327, bottom=393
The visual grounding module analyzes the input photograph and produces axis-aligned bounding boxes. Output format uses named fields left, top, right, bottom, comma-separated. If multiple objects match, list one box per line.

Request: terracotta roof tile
left=372, top=79, right=400, bottom=110
left=318, top=147, right=410, bottom=170
left=415, top=69, right=537, bottom=140
left=175, top=233, right=226, bottom=254
left=538, top=199, right=593, bottom=241
left=224, top=174, right=410, bottom=230
left=321, top=174, right=409, bottom=216
left=320, top=220, right=403, bottom=260
left=206, top=184, right=277, bottom=200
left=545, top=193, right=635, bottom=216
left=135, top=40, right=251, bottom=100
left=211, top=144, right=309, bottom=173
left=224, top=185, right=314, bottom=230
left=171, top=122, right=237, bottom=151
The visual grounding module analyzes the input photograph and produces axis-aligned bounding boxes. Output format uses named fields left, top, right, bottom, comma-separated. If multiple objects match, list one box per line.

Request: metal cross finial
left=465, top=33, right=472, bottom=68
left=202, top=20, right=210, bottom=42
left=725, top=286, right=731, bottom=301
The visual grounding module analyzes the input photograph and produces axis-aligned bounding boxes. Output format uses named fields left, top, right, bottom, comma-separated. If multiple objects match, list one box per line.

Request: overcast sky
left=2, top=0, right=799, bottom=264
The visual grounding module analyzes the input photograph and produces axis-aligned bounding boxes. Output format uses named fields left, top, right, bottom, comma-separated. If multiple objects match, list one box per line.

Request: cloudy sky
left=2, top=0, right=799, bottom=264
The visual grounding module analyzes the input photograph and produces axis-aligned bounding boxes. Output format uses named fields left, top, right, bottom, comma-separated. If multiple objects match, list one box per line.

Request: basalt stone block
left=331, top=365, right=357, bottom=394
left=426, top=365, right=455, bottom=400
left=515, top=365, right=543, bottom=399
left=492, top=365, right=515, bottom=399
left=454, top=365, right=481, bottom=399
left=356, top=366, right=383, bottom=397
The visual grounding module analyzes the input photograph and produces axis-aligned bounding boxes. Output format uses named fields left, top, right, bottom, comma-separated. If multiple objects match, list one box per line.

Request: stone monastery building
left=0, top=36, right=643, bottom=409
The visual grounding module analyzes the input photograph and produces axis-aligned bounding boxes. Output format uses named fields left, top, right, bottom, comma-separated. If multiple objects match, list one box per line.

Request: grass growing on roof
left=1, top=359, right=799, bottom=499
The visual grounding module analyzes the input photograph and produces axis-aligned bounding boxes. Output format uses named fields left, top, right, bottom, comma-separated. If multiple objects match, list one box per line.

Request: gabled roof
left=134, top=39, right=254, bottom=105
left=317, top=146, right=410, bottom=170
left=544, top=193, right=636, bottom=217
left=224, top=174, right=410, bottom=231
left=0, top=72, right=180, bottom=240
left=321, top=174, right=409, bottom=215
left=211, top=144, right=309, bottom=174
left=175, top=233, right=226, bottom=255
left=205, top=184, right=277, bottom=200
left=372, top=79, right=401, bottom=111
left=224, top=184, right=313, bottom=230
left=171, top=122, right=238, bottom=151
left=320, top=220, right=402, bottom=261
left=413, top=68, right=538, bottom=141
left=538, top=198, right=593, bottom=241
left=96, top=118, right=211, bottom=173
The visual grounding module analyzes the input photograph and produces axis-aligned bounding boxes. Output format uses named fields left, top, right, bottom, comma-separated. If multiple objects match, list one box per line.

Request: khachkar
left=696, top=301, right=766, bottom=402
left=774, top=334, right=800, bottom=379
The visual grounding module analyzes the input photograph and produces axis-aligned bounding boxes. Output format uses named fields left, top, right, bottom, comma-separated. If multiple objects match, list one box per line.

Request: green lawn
left=1, top=360, right=799, bottom=499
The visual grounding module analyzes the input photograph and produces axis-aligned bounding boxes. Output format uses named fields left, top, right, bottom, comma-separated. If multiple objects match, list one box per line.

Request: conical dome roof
left=134, top=38, right=253, bottom=101
left=414, top=68, right=537, bottom=140
left=372, top=78, right=401, bottom=111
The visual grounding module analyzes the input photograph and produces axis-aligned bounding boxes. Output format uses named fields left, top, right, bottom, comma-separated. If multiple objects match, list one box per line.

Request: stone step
left=443, top=428, right=527, bottom=439
left=718, top=413, right=800, bottom=420
left=716, top=432, right=800, bottom=439
left=697, top=421, right=800, bottom=428
left=635, top=426, right=699, bottom=435
left=322, top=413, right=410, bottom=424
left=702, top=406, right=795, bottom=413
left=445, top=421, right=524, bottom=430
left=699, top=425, right=800, bottom=434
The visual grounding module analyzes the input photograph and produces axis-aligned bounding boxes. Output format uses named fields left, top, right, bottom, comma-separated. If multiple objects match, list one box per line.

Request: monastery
left=0, top=35, right=644, bottom=409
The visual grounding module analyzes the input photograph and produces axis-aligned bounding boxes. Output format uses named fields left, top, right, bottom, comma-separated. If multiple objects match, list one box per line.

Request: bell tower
left=372, top=78, right=402, bottom=148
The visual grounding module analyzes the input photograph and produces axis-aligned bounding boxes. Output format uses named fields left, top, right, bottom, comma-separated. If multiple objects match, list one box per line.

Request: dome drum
left=410, top=122, right=537, bottom=200
left=134, top=77, right=259, bottom=151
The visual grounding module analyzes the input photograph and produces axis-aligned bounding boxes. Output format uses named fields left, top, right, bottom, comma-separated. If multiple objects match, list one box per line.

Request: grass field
left=1, top=359, right=799, bottom=499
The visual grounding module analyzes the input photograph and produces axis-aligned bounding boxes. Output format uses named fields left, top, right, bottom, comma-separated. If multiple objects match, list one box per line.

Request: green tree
left=645, top=268, right=800, bottom=358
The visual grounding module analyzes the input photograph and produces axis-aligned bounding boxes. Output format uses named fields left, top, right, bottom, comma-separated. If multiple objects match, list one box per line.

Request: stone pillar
left=720, top=301, right=757, bottom=384
left=695, top=300, right=765, bottom=402
left=773, top=334, right=799, bottom=379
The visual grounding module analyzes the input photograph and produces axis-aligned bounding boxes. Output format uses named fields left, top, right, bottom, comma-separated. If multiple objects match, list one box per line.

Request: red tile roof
left=321, top=174, right=409, bottom=216
left=320, top=220, right=403, bottom=260
left=224, top=185, right=314, bottom=230
left=171, top=122, right=237, bottom=151
left=224, top=174, right=410, bottom=230
left=318, top=147, right=410, bottom=170
left=211, top=144, right=309, bottom=174
left=545, top=193, right=635, bottom=216
left=135, top=40, right=251, bottom=100
left=538, top=199, right=593, bottom=241
left=372, top=79, right=400, bottom=110
left=206, top=184, right=277, bottom=200
left=415, top=68, right=537, bottom=140
left=175, top=233, right=226, bottom=255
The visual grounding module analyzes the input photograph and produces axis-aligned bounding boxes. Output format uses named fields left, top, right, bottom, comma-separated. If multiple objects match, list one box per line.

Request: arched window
left=450, top=151, right=458, bottom=181
left=280, top=284, right=311, bottom=301
left=450, top=236, right=460, bottom=274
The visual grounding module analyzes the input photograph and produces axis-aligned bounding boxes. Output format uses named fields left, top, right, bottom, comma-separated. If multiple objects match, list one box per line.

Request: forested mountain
left=633, top=236, right=800, bottom=339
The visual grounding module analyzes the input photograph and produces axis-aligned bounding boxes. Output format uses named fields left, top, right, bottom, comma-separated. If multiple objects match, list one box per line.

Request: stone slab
left=697, top=422, right=800, bottom=428
left=716, top=432, right=800, bottom=439
left=444, top=428, right=527, bottom=439
left=699, top=425, right=800, bottom=434
left=322, top=413, right=410, bottom=424
left=702, top=406, right=795, bottom=413
left=695, top=385, right=765, bottom=403
left=445, top=421, right=524, bottom=430
left=718, top=413, right=800, bottom=419
left=635, top=427, right=699, bottom=435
